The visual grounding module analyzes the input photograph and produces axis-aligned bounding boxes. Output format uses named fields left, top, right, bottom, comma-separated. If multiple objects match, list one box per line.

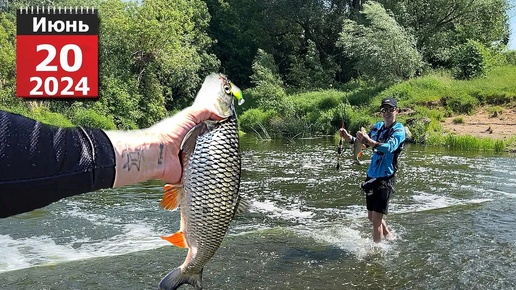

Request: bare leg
left=368, top=211, right=392, bottom=242
left=382, top=218, right=391, bottom=236
left=370, top=211, right=384, bottom=243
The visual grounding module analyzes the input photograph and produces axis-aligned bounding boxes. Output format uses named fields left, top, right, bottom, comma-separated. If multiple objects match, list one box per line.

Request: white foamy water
left=393, top=191, right=490, bottom=214
left=0, top=206, right=170, bottom=273
left=245, top=186, right=496, bottom=261
left=0, top=234, right=93, bottom=272
left=251, top=200, right=315, bottom=221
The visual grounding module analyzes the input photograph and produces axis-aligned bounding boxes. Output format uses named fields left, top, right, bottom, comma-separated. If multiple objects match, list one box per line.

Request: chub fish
left=158, top=73, right=245, bottom=290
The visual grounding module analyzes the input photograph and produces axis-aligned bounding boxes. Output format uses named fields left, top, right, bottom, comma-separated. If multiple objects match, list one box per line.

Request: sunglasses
left=380, top=107, right=396, bottom=113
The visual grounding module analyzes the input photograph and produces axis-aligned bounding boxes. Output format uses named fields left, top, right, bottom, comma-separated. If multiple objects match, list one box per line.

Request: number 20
left=36, top=44, right=82, bottom=72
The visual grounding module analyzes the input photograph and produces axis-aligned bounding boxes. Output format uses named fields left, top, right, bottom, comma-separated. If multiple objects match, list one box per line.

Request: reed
left=427, top=133, right=506, bottom=152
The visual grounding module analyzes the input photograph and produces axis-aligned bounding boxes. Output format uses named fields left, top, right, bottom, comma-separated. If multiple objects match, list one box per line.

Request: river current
left=1, top=136, right=515, bottom=289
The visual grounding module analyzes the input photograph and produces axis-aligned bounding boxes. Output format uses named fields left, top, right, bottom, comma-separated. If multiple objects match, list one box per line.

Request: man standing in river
left=339, top=97, right=406, bottom=243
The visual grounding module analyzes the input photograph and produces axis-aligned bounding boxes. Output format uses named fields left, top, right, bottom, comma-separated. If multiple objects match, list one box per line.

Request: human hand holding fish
left=0, top=74, right=236, bottom=219
left=356, top=128, right=378, bottom=148
left=106, top=100, right=226, bottom=188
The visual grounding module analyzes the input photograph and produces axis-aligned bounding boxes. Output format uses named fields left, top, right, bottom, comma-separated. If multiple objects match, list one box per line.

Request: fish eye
left=223, top=85, right=231, bottom=94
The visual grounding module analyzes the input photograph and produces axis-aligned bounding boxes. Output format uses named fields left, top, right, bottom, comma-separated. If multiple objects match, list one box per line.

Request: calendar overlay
left=16, top=8, right=98, bottom=99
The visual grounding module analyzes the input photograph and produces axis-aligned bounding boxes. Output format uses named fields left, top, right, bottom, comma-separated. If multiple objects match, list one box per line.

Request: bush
left=444, top=93, right=478, bottom=114
left=503, top=50, right=516, bottom=66
left=72, top=108, right=117, bottom=130
left=349, top=116, right=374, bottom=135
left=451, top=40, right=490, bottom=80
left=310, top=108, right=339, bottom=135
left=488, top=106, right=503, bottom=117
left=317, top=95, right=341, bottom=111
left=238, top=108, right=276, bottom=138
left=453, top=117, right=464, bottom=124
left=243, top=87, right=286, bottom=112
left=31, top=107, right=74, bottom=127
left=268, top=115, right=308, bottom=139
left=408, top=118, right=430, bottom=143
left=484, top=93, right=515, bottom=105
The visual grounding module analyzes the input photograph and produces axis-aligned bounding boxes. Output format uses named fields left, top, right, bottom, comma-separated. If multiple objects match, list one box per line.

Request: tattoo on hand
left=158, top=143, right=164, bottom=165
left=122, top=149, right=142, bottom=171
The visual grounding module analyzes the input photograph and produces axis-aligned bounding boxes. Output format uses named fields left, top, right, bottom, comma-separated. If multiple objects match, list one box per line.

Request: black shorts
left=363, top=176, right=395, bottom=214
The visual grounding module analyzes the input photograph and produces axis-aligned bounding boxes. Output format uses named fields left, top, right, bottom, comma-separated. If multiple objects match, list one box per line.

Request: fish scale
left=183, top=117, right=240, bottom=273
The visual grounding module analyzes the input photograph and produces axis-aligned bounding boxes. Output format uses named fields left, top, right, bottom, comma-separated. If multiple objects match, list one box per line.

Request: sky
left=510, top=1, right=516, bottom=49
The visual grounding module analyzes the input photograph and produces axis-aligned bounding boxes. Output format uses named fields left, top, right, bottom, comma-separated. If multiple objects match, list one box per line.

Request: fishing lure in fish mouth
left=225, top=79, right=244, bottom=106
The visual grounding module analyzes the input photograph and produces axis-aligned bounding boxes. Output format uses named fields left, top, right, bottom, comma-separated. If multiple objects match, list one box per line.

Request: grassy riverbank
left=239, top=65, right=516, bottom=152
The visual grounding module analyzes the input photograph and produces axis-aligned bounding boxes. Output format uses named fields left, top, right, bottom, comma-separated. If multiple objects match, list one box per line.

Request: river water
left=1, top=136, right=515, bottom=289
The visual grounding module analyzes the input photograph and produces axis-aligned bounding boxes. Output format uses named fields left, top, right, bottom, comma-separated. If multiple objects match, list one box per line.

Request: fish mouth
left=220, top=74, right=244, bottom=105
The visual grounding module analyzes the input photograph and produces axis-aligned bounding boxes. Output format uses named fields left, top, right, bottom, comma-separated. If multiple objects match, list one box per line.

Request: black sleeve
left=0, top=110, right=115, bottom=218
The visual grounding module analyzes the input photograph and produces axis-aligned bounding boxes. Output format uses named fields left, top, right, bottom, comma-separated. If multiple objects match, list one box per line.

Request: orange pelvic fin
left=357, top=151, right=363, bottom=158
left=160, top=184, right=181, bottom=210
left=161, top=231, right=187, bottom=248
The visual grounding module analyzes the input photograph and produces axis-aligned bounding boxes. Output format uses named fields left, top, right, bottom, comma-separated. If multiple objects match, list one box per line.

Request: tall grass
left=427, top=133, right=506, bottom=153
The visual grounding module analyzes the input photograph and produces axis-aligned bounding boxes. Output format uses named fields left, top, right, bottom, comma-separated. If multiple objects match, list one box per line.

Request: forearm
left=105, top=129, right=165, bottom=187
left=367, top=139, right=380, bottom=148
left=105, top=106, right=204, bottom=187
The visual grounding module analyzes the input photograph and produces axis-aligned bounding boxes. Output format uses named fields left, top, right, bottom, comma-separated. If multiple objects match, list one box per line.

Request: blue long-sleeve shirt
left=366, top=121, right=406, bottom=178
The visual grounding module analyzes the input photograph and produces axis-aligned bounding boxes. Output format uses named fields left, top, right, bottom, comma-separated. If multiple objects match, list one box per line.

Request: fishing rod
left=336, top=120, right=344, bottom=170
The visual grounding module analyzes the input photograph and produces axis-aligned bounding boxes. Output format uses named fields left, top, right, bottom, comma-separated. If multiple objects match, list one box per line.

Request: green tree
left=245, top=49, right=286, bottom=111
left=287, top=39, right=337, bottom=90
left=96, top=0, right=142, bottom=128
left=378, top=0, right=510, bottom=67
left=337, top=1, right=422, bottom=83
left=205, top=0, right=353, bottom=88
left=0, top=12, right=18, bottom=110
left=258, top=0, right=348, bottom=88
left=98, top=0, right=219, bottom=127
left=136, top=0, right=219, bottom=115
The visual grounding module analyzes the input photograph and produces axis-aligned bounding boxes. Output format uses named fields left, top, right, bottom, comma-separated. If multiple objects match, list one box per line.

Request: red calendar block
left=16, top=8, right=98, bottom=99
